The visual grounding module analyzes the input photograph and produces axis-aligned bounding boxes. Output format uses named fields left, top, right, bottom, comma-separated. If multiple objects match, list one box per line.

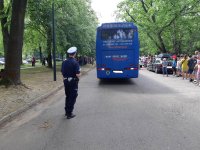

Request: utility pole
left=52, top=0, right=56, bottom=81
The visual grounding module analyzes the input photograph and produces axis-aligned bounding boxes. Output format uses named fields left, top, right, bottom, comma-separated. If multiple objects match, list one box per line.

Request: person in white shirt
left=176, top=57, right=182, bottom=77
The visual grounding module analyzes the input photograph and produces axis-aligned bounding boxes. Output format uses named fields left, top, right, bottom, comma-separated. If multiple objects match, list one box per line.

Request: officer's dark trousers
left=63, top=79, right=78, bottom=115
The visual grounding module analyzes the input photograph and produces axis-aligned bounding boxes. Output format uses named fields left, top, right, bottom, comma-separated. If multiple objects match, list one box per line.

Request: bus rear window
left=101, top=28, right=134, bottom=41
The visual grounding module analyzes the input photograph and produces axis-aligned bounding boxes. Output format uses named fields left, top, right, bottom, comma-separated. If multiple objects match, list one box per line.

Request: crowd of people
left=77, top=56, right=95, bottom=66
left=170, top=51, right=200, bottom=86
left=147, top=51, right=200, bottom=86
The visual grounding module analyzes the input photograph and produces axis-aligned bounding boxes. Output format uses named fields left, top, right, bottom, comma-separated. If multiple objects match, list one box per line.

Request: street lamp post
left=52, top=0, right=56, bottom=81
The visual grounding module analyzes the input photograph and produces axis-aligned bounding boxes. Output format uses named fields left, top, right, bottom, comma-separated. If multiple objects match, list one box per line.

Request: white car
left=22, top=60, right=29, bottom=64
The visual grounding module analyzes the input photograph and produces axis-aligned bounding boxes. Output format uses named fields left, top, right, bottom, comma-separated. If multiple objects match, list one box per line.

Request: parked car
left=157, top=53, right=172, bottom=59
left=0, top=57, right=5, bottom=65
left=147, top=58, right=173, bottom=74
left=147, top=59, right=156, bottom=72
left=26, top=58, right=32, bottom=63
left=22, top=60, right=29, bottom=64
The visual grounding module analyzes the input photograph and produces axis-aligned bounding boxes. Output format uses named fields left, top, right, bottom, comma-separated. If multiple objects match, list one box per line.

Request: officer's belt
left=63, top=77, right=75, bottom=82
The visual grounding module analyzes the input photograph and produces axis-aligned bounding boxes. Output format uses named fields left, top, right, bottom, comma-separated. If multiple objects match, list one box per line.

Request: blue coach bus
left=96, top=22, right=140, bottom=79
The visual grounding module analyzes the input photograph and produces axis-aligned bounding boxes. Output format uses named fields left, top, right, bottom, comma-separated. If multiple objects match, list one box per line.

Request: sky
left=91, top=0, right=123, bottom=24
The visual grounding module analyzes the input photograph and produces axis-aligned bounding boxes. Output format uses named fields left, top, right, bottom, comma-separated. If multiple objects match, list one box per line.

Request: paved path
left=0, top=64, right=94, bottom=126
left=0, top=68, right=200, bottom=150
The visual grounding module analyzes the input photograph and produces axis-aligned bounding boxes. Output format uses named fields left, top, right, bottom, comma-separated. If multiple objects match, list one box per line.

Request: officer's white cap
left=67, top=47, right=77, bottom=54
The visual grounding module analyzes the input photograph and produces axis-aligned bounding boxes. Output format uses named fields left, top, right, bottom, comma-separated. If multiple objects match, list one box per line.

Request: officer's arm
left=75, top=62, right=81, bottom=78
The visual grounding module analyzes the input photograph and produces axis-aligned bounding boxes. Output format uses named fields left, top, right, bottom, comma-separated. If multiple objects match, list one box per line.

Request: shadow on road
left=97, top=74, right=176, bottom=95
left=98, top=78, right=134, bottom=85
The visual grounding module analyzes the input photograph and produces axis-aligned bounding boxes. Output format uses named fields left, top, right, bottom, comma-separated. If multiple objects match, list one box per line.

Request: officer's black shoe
left=67, top=113, right=76, bottom=119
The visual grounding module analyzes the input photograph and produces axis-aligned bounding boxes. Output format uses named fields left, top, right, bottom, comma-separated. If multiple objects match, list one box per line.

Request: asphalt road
left=0, top=68, right=200, bottom=150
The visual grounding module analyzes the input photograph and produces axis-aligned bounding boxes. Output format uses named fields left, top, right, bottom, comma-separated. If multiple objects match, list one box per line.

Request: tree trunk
left=39, top=45, right=42, bottom=63
left=157, top=32, right=167, bottom=53
left=147, top=32, right=162, bottom=52
left=172, top=22, right=177, bottom=54
left=3, top=0, right=27, bottom=85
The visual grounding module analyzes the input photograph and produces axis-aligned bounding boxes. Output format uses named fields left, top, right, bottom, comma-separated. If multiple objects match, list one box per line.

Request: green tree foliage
left=26, top=0, right=98, bottom=67
left=55, top=0, right=98, bottom=58
left=0, top=0, right=97, bottom=85
left=0, top=0, right=27, bottom=85
left=0, top=0, right=11, bottom=57
left=117, top=0, right=200, bottom=55
left=0, top=32, right=3, bottom=56
left=27, top=0, right=56, bottom=68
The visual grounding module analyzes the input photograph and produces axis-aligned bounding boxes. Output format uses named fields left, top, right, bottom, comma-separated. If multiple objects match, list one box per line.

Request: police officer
left=61, top=47, right=81, bottom=119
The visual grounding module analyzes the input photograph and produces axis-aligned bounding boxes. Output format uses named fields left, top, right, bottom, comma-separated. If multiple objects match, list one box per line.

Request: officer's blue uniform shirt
left=61, top=58, right=80, bottom=78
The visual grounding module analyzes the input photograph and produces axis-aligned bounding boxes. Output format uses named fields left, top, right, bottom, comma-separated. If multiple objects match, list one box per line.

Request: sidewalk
left=0, top=64, right=95, bottom=126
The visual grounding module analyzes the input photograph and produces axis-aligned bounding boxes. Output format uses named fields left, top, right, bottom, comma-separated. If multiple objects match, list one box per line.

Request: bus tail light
left=97, top=68, right=111, bottom=71
left=97, top=68, right=105, bottom=71
left=97, top=64, right=107, bottom=71
left=126, top=67, right=138, bottom=70
left=128, top=64, right=138, bottom=70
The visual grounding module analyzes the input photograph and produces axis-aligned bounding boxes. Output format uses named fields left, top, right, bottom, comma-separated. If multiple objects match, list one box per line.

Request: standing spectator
left=195, top=50, right=199, bottom=56
left=172, top=57, right=177, bottom=76
left=187, top=55, right=197, bottom=82
left=180, top=55, right=189, bottom=79
left=0, top=69, right=5, bottom=78
left=32, top=56, right=36, bottom=66
left=42, top=57, right=46, bottom=66
left=162, top=58, right=168, bottom=77
left=172, top=54, right=177, bottom=59
left=176, top=57, right=182, bottom=77
left=195, top=55, right=200, bottom=86
left=91, top=57, right=94, bottom=65
left=193, top=55, right=198, bottom=83
left=193, top=51, right=200, bottom=83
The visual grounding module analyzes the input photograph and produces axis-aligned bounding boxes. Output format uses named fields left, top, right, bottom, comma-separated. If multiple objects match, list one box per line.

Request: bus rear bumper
left=97, top=70, right=138, bottom=79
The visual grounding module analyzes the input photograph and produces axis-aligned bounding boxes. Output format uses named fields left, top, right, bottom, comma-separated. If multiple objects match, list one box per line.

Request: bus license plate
left=113, top=70, right=123, bottom=74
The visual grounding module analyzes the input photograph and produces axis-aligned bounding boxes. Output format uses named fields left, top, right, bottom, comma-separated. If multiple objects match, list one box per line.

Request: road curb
left=0, top=65, right=95, bottom=127
left=0, top=85, right=64, bottom=127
